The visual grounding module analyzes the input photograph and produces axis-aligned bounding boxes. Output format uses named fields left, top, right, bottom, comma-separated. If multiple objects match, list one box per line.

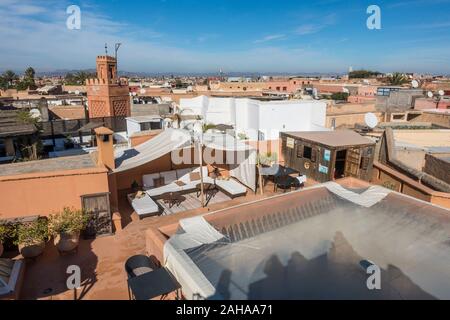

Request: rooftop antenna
left=115, top=43, right=122, bottom=81
left=104, top=43, right=108, bottom=55
left=114, top=43, right=122, bottom=60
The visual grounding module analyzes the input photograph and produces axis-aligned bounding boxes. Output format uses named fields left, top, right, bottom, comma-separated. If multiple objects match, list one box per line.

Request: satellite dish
left=427, top=91, right=434, bottom=98
left=439, top=90, right=445, bottom=96
left=132, top=92, right=137, bottom=97
left=343, top=88, right=350, bottom=94
left=74, top=90, right=80, bottom=95
left=140, top=88, right=146, bottom=95
left=29, top=109, right=41, bottom=119
left=411, top=80, right=420, bottom=88
left=365, top=112, right=379, bottom=129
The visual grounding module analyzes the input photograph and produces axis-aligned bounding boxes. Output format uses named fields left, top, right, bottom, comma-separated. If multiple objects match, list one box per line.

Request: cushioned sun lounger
left=128, top=194, right=160, bottom=219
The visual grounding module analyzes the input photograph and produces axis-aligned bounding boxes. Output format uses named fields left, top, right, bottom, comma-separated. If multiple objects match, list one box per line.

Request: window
left=258, top=131, right=265, bottom=141
left=300, top=146, right=317, bottom=162
left=283, top=87, right=287, bottom=91
left=360, top=157, right=370, bottom=170
left=303, top=146, right=312, bottom=159
left=140, top=121, right=162, bottom=131
left=276, top=87, right=281, bottom=91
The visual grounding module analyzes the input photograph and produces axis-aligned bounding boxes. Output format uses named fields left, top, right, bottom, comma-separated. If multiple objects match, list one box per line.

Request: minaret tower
left=86, top=55, right=131, bottom=118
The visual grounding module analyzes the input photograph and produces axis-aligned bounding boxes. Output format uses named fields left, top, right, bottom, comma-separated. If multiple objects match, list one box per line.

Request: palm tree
left=2, top=70, right=18, bottom=88
left=24, top=67, right=36, bottom=80
left=387, top=72, right=408, bottom=86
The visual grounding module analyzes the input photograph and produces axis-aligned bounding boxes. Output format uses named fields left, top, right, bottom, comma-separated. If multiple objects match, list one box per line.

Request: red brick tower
left=86, top=55, right=131, bottom=118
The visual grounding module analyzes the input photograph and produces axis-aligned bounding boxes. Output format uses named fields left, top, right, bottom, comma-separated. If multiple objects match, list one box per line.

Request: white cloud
left=254, top=34, right=287, bottom=43
left=294, top=24, right=325, bottom=35
left=294, top=13, right=336, bottom=36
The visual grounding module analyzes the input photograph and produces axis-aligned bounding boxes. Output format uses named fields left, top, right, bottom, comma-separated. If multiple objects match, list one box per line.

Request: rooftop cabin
left=281, top=130, right=376, bottom=183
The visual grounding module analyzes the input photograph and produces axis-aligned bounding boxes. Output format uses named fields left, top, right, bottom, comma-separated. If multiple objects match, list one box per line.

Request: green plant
left=382, top=181, right=398, bottom=191
left=14, top=218, right=48, bottom=246
left=258, top=152, right=278, bottom=166
left=48, top=207, right=89, bottom=236
left=387, top=72, right=408, bottom=86
left=0, top=224, right=8, bottom=243
left=0, top=223, right=17, bottom=244
left=237, top=133, right=249, bottom=140
left=131, top=180, right=139, bottom=190
left=202, top=123, right=217, bottom=133
left=331, top=92, right=349, bottom=101
left=349, top=70, right=381, bottom=79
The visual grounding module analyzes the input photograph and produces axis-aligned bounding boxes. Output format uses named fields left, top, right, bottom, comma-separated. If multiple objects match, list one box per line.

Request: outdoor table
left=127, top=267, right=181, bottom=300
left=196, top=182, right=219, bottom=201
left=161, top=192, right=185, bottom=209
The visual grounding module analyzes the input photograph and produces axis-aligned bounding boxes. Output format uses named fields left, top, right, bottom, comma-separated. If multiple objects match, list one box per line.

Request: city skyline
left=1, top=0, right=450, bottom=74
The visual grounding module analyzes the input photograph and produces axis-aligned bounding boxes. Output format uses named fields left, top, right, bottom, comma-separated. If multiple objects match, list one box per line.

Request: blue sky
left=1, top=0, right=450, bottom=74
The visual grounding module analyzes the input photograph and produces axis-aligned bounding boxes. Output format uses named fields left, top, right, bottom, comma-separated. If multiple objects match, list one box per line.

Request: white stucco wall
left=179, top=96, right=327, bottom=141
left=126, top=119, right=142, bottom=137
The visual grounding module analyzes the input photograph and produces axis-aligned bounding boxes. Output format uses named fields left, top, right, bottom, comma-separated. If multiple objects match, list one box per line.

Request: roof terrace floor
left=18, top=180, right=312, bottom=300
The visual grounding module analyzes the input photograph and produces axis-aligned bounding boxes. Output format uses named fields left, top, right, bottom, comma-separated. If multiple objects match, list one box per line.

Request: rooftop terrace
left=0, top=154, right=97, bottom=177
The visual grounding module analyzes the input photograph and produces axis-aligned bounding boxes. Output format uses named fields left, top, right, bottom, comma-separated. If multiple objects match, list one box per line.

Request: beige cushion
left=133, top=267, right=153, bottom=277
left=190, top=172, right=201, bottom=182
left=175, top=181, right=186, bottom=187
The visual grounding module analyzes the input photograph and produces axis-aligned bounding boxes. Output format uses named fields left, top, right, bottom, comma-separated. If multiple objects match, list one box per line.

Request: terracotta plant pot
left=54, top=232, right=80, bottom=253
left=19, top=241, right=46, bottom=259
left=0, top=242, right=4, bottom=257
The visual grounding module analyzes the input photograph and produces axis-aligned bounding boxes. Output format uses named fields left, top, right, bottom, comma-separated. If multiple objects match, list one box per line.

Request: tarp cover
left=114, top=129, right=192, bottom=173
left=203, top=133, right=257, bottom=191
left=114, top=130, right=257, bottom=192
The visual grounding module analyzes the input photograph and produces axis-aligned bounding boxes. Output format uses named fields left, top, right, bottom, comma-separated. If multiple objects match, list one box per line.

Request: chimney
left=94, top=127, right=115, bottom=170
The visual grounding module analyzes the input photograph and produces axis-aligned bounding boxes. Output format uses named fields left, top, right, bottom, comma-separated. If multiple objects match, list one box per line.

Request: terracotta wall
left=326, top=112, right=384, bottom=129
left=129, top=130, right=163, bottom=147
left=395, top=149, right=426, bottom=171
left=245, top=140, right=284, bottom=164
left=409, top=112, right=450, bottom=128
left=371, top=161, right=450, bottom=209
left=423, top=154, right=450, bottom=184
left=113, top=147, right=200, bottom=191
left=0, top=169, right=109, bottom=219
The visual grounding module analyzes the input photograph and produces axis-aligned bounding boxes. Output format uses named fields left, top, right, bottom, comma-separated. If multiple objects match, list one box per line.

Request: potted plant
left=0, top=224, right=7, bottom=257
left=131, top=180, right=140, bottom=193
left=15, top=218, right=48, bottom=259
left=49, top=207, right=89, bottom=253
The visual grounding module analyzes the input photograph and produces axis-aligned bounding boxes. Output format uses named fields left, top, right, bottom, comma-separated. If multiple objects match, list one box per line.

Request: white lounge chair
left=0, top=259, right=25, bottom=300
left=147, top=167, right=209, bottom=198
left=215, top=178, right=248, bottom=198
left=127, top=194, right=160, bottom=219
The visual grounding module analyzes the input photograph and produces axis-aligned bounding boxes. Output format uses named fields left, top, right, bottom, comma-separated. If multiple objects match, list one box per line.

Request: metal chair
left=125, top=255, right=157, bottom=299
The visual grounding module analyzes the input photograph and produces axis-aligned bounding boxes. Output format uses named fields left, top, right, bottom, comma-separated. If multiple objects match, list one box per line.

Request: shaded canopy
left=114, top=129, right=257, bottom=190
left=114, top=129, right=192, bottom=173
